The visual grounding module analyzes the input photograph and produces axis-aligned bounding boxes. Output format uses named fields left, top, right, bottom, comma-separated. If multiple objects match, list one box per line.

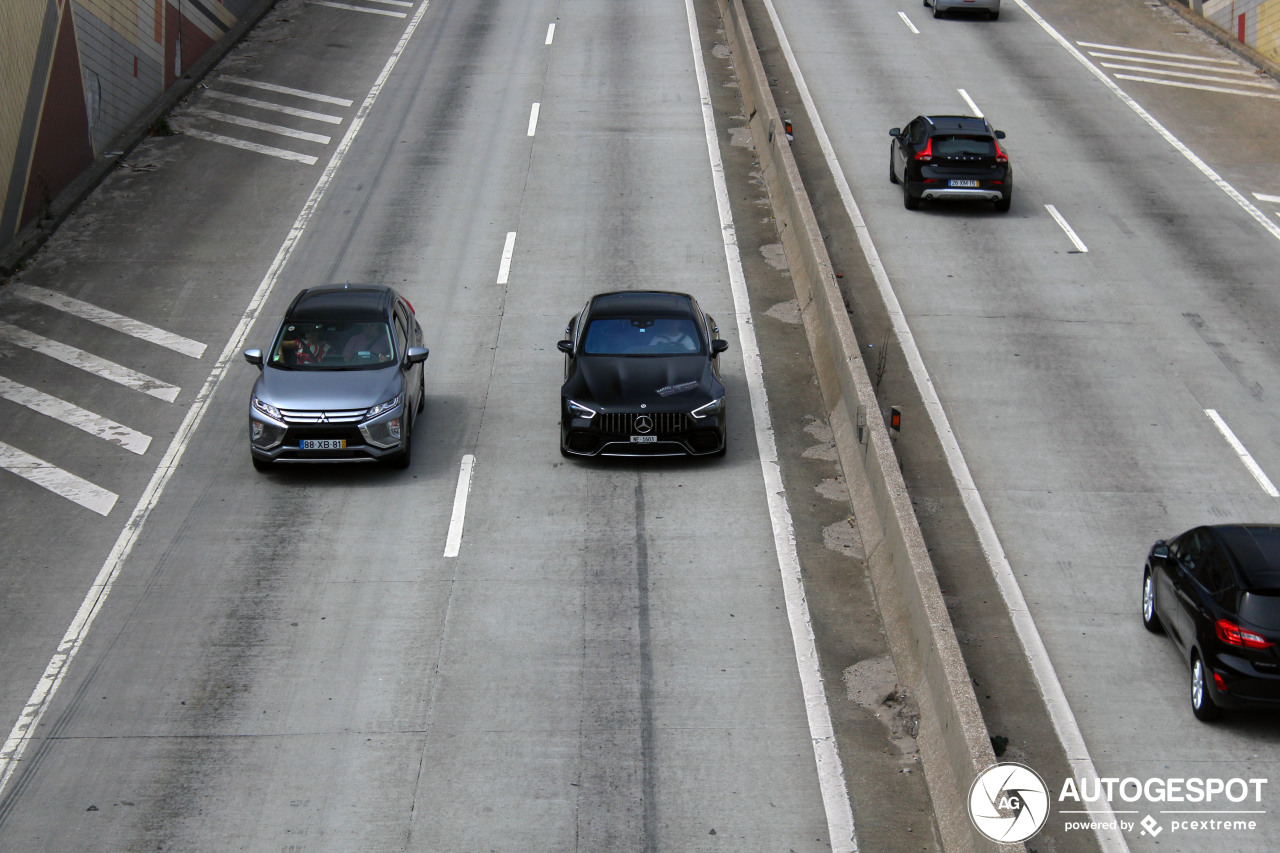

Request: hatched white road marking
left=188, top=108, right=333, bottom=145
left=306, top=0, right=407, bottom=17
left=9, top=284, right=207, bottom=358
left=0, top=441, right=117, bottom=516
left=0, top=321, right=180, bottom=402
left=443, top=454, right=476, bottom=558
left=218, top=76, right=354, bottom=106
left=1079, top=41, right=1279, bottom=100
left=0, top=377, right=151, bottom=454
left=1206, top=409, right=1279, bottom=496
left=179, top=127, right=319, bottom=165
left=204, top=91, right=344, bottom=124
left=1253, top=192, right=1280, bottom=203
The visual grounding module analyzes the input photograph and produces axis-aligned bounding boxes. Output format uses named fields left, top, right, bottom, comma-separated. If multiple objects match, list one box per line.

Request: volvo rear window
left=932, top=135, right=996, bottom=157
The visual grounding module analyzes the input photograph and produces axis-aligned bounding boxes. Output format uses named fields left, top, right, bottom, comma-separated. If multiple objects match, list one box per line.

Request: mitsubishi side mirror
left=244, top=348, right=264, bottom=369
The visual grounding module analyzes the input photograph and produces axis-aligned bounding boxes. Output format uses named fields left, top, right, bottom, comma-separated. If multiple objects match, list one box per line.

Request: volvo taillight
left=994, top=140, right=1008, bottom=164
left=914, top=139, right=933, bottom=162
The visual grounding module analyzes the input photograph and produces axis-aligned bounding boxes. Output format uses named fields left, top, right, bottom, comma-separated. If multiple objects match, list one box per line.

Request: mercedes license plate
left=949, top=179, right=979, bottom=188
left=630, top=435, right=657, bottom=444
left=301, top=439, right=346, bottom=450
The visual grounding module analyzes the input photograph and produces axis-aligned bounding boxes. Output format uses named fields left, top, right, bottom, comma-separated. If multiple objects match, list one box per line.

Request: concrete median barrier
left=715, top=1, right=1023, bottom=851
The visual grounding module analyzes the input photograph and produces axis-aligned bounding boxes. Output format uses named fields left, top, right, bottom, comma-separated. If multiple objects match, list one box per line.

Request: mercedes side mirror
left=711, top=339, right=729, bottom=355
left=557, top=340, right=574, bottom=356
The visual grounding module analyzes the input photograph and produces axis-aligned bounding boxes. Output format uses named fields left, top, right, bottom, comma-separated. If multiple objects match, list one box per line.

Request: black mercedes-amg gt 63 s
left=558, top=291, right=728, bottom=458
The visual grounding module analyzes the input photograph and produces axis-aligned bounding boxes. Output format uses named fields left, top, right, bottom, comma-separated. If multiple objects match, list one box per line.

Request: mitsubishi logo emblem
left=634, top=415, right=653, bottom=434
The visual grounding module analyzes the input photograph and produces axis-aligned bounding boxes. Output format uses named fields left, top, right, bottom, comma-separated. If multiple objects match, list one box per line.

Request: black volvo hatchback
left=558, top=291, right=728, bottom=458
left=244, top=284, right=428, bottom=470
left=890, top=114, right=1012, bottom=212
left=1143, top=524, right=1280, bottom=720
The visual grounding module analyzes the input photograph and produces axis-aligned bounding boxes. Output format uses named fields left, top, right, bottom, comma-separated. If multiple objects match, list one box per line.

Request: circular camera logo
left=969, top=763, right=1050, bottom=843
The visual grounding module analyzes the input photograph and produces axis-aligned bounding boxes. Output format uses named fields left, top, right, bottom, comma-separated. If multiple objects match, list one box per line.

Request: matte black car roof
left=589, top=291, right=696, bottom=318
left=924, top=115, right=993, bottom=134
left=1215, top=525, right=1280, bottom=588
left=287, top=284, right=395, bottom=322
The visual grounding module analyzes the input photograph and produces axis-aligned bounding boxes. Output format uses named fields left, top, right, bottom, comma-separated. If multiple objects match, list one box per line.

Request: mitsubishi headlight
left=690, top=397, right=724, bottom=419
left=365, top=394, right=402, bottom=419
left=567, top=399, right=597, bottom=419
left=252, top=396, right=283, bottom=421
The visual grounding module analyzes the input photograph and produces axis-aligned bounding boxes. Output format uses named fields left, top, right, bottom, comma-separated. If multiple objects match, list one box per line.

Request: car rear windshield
left=582, top=317, right=703, bottom=356
left=270, top=321, right=395, bottom=369
left=932, top=135, right=996, bottom=158
left=1239, top=592, right=1280, bottom=631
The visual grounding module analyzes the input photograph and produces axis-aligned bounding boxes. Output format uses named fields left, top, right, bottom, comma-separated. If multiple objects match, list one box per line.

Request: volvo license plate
left=949, top=179, right=979, bottom=188
left=301, top=439, right=346, bottom=450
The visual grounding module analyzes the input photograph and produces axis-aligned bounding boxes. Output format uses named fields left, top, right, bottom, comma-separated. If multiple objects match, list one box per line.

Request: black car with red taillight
left=1143, top=524, right=1280, bottom=720
left=889, top=115, right=1012, bottom=212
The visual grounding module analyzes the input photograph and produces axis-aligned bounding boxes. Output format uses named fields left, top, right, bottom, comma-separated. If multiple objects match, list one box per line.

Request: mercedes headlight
left=690, top=397, right=724, bottom=419
left=567, top=399, right=597, bottom=419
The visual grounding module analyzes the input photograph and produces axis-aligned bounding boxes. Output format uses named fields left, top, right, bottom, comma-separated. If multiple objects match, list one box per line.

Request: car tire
left=1191, top=653, right=1222, bottom=721
left=932, top=1, right=944, bottom=17
left=1142, top=569, right=1163, bottom=633
left=903, top=182, right=920, bottom=210
left=889, top=149, right=899, bottom=184
left=994, top=191, right=1011, bottom=213
left=252, top=455, right=272, bottom=473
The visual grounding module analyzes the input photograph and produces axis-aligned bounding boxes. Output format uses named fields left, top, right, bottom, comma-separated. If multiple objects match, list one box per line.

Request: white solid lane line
left=0, top=441, right=117, bottom=516
left=546, top=22, right=555, bottom=45
left=0, top=377, right=151, bottom=455
left=496, top=231, right=517, bottom=284
left=180, top=127, right=319, bottom=165
left=443, top=455, right=476, bottom=558
left=760, top=0, right=1126, bottom=849
left=10, top=284, right=207, bottom=358
left=528, top=102, right=540, bottom=137
left=0, top=0, right=436, bottom=801
left=1045, top=204, right=1089, bottom=252
left=188, top=108, right=334, bottom=145
left=1206, top=409, right=1280, bottom=497
left=205, top=91, right=345, bottom=124
left=684, top=1, right=856, bottom=850
left=0, top=321, right=181, bottom=402
left=898, top=11, right=920, bottom=34
left=957, top=88, right=983, bottom=116
left=218, top=76, right=355, bottom=106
